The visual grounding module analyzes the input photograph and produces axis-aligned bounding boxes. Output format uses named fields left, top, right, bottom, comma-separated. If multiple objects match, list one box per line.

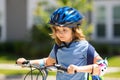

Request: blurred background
left=0, top=0, right=120, bottom=80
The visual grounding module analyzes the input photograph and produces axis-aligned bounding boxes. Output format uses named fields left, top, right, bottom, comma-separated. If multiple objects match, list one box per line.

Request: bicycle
left=16, top=61, right=67, bottom=80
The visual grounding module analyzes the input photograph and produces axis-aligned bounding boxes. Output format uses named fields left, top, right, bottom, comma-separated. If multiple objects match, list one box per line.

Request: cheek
left=65, top=33, right=73, bottom=39
left=56, top=33, right=60, bottom=37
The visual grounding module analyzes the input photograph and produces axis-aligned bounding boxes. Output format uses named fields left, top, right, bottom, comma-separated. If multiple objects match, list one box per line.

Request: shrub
left=90, top=41, right=120, bottom=57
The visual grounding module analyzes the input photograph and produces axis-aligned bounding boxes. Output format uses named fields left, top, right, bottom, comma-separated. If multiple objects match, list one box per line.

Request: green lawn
left=0, top=69, right=56, bottom=76
left=104, top=72, right=120, bottom=78
left=0, top=69, right=29, bottom=75
left=108, top=56, right=120, bottom=67
left=0, top=53, right=17, bottom=63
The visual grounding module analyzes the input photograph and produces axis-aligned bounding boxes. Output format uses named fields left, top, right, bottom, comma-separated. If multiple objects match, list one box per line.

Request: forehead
left=55, top=26, right=71, bottom=30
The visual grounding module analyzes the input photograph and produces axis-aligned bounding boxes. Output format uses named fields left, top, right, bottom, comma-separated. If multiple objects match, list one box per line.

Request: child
left=16, top=6, right=108, bottom=80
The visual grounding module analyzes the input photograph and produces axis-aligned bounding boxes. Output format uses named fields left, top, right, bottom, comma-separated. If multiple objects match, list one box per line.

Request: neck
left=63, top=40, right=74, bottom=48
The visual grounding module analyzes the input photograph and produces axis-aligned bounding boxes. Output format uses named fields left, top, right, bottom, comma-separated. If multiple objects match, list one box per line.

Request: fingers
left=67, top=64, right=78, bottom=74
left=16, top=58, right=27, bottom=65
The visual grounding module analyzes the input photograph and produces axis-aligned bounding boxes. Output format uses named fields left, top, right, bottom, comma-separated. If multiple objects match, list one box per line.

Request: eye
left=63, top=29, right=66, bottom=32
left=56, top=29, right=59, bottom=33
left=63, top=29, right=68, bottom=32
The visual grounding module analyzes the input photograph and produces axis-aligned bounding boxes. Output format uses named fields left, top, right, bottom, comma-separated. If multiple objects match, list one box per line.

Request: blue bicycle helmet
left=49, top=6, right=83, bottom=28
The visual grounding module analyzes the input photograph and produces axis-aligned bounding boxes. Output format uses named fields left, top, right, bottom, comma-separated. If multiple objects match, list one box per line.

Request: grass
left=104, top=56, right=120, bottom=78
left=0, top=69, right=29, bottom=75
left=0, top=69, right=56, bottom=76
left=108, top=55, right=120, bottom=67
left=104, top=72, right=120, bottom=78
left=0, top=53, right=17, bottom=63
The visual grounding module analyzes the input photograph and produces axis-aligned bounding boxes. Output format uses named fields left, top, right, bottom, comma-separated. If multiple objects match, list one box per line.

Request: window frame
left=92, top=1, right=120, bottom=43
left=0, top=0, right=6, bottom=42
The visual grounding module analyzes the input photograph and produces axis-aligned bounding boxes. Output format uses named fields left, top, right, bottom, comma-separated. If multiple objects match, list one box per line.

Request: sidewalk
left=0, top=63, right=29, bottom=70
left=106, top=67, right=120, bottom=73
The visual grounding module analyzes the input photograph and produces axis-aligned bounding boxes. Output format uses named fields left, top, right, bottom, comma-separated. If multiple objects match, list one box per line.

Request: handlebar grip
left=54, top=64, right=77, bottom=73
left=54, top=64, right=67, bottom=72
left=22, top=60, right=30, bottom=64
left=74, top=70, right=77, bottom=73
left=58, top=66, right=67, bottom=72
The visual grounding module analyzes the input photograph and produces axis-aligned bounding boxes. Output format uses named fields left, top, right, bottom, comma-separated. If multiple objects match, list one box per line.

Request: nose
left=59, top=31, right=64, bottom=34
left=58, top=31, right=64, bottom=34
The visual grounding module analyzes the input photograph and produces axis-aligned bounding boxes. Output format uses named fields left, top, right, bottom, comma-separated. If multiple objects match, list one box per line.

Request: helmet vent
left=55, top=13, right=60, bottom=21
left=62, top=14, right=66, bottom=20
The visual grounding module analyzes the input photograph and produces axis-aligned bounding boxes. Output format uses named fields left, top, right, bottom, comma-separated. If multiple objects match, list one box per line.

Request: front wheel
left=24, top=68, right=48, bottom=80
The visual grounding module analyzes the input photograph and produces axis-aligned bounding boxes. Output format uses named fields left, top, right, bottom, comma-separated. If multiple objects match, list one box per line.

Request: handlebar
left=16, top=61, right=78, bottom=80
left=19, top=60, right=68, bottom=72
left=16, top=61, right=68, bottom=80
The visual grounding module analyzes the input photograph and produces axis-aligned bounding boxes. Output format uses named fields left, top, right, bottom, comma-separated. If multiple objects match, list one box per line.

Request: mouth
left=59, top=37, right=65, bottom=41
left=59, top=36, right=65, bottom=39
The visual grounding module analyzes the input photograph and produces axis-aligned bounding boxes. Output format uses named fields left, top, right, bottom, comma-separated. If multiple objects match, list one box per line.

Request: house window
left=113, top=6, right=120, bottom=37
left=96, top=23, right=106, bottom=37
left=96, top=6, right=106, bottom=37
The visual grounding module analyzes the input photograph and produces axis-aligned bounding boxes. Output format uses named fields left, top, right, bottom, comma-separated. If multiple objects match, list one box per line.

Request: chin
left=60, top=39, right=65, bottom=42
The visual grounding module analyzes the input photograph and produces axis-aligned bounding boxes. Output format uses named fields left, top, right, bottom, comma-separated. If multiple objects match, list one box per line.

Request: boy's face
left=55, top=26, right=73, bottom=43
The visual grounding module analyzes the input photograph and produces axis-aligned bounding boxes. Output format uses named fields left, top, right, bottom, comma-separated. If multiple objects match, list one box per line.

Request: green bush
left=0, top=24, right=54, bottom=59
left=90, top=41, right=120, bottom=57
left=0, top=41, right=53, bottom=59
left=0, top=41, right=120, bottom=59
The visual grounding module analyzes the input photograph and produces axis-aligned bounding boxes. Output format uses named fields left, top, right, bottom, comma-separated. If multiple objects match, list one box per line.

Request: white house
left=0, top=0, right=28, bottom=42
left=0, top=0, right=120, bottom=44
left=0, top=0, right=6, bottom=42
left=0, top=0, right=55, bottom=42
left=92, top=0, right=120, bottom=43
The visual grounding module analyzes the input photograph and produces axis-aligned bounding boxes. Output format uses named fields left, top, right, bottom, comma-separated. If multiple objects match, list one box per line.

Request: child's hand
left=67, top=64, right=78, bottom=74
left=16, top=58, right=27, bottom=65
